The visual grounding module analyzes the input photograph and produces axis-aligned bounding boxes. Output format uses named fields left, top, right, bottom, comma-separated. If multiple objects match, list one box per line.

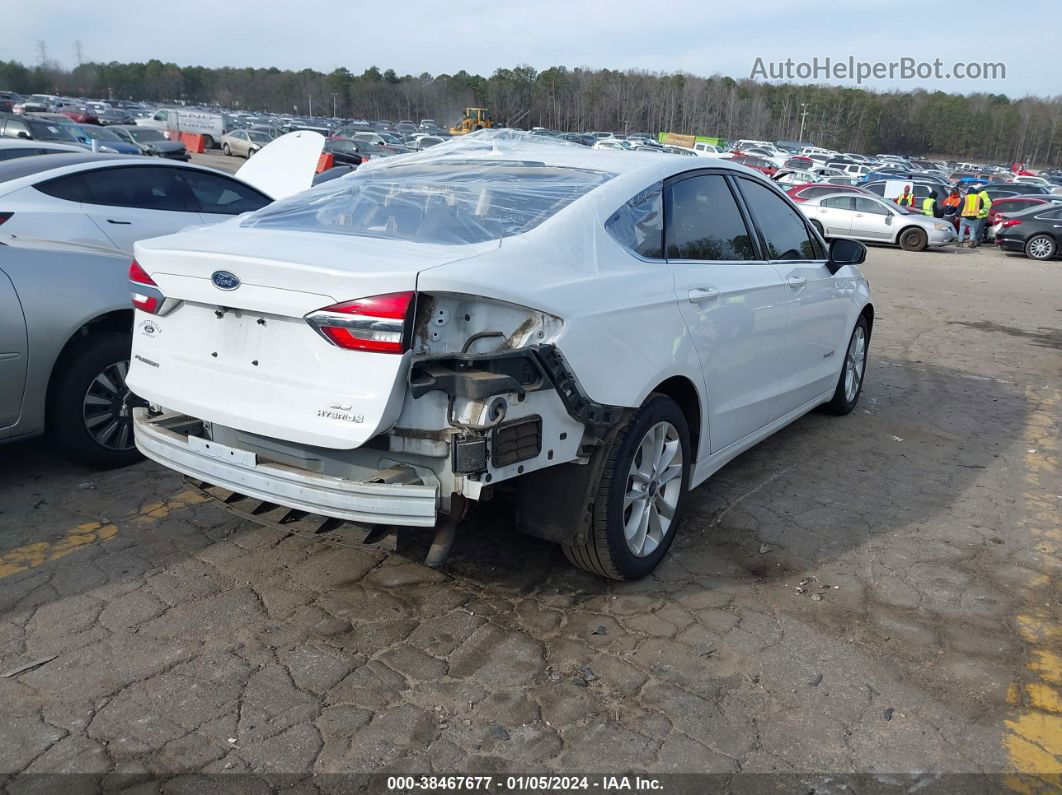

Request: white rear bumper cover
left=133, top=408, right=439, bottom=527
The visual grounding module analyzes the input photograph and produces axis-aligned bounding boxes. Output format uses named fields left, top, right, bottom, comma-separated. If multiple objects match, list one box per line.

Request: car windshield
left=78, top=126, right=121, bottom=141
left=242, top=160, right=615, bottom=245
left=126, top=128, right=166, bottom=143
left=26, top=121, right=80, bottom=142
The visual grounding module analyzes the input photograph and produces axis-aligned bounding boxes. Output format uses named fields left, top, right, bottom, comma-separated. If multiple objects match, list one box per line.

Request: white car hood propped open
left=235, top=130, right=325, bottom=200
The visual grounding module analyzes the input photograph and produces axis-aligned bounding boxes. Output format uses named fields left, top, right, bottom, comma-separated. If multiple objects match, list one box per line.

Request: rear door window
left=663, top=173, right=756, bottom=261
left=737, top=178, right=823, bottom=260
left=175, top=169, right=271, bottom=215
left=82, top=166, right=191, bottom=211
left=821, top=196, right=856, bottom=210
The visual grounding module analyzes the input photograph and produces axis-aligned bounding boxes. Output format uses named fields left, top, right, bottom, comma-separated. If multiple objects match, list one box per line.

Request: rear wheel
left=46, top=333, right=144, bottom=469
left=823, top=316, right=869, bottom=415
left=1025, top=234, right=1056, bottom=260
left=563, top=395, right=690, bottom=580
left=202, top=135, right=215, bottom=149
left=899, top=227, right=927, bottom=252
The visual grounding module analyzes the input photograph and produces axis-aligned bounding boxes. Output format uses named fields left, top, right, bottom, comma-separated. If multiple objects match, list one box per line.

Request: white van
left=136, top=109, right=231, bottom=149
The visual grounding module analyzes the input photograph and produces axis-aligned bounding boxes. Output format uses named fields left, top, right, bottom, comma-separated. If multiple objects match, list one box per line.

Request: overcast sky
left=5, top=0, right=1058, bottom=97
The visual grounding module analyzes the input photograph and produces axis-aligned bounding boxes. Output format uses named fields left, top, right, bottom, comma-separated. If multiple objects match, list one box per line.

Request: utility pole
left=35, top=40, right=48, bottom=68
left=73, top=40, right=84, bottom=66
left=308, top=95, right=313, bottom=117
left=332, top=93, right=337, bottom=118
left=798, top=103, right=809, bottom=144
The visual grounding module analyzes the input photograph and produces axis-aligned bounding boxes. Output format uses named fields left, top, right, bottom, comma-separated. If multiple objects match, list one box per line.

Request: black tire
left=823, top=315, right=870, bottom=415
left=46, top=333, right=143, bottom=469
left=1024, top=234, right=1056, bottom=261
left=247, top=147, right=257, bottom=159
left=562, top=394, right=691, bottom=580
left=202, top=135, right=215, bottom=149
left=810, top=219, right=825, bottom=237
left=899, top=227, right=928, bottom=252
left=222, top=143, right=231, bottom=156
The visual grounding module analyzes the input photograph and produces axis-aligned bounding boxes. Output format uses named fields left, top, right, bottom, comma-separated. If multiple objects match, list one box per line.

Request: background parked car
left=786, top=183, right=870, bottom=203
left=0, top=237, right=141, bottom=467
left=109, top=126, right=190, bottom=160
left=798, top=192, right=957, bottom=251
left=0, top=113, right=88, bottom=148
left=0, top=153, right=273, bottom=253
left=985, top=196, right=1062, bottom=240
left=221, top=129, right=274, bottom=158
left=995, top=203, right=1062, bottom=260
left=72, top=124, right=144, bottom=155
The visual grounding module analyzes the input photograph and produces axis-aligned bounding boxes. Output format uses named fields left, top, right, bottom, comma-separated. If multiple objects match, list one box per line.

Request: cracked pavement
left=0, top=244, right=1059, bottom=790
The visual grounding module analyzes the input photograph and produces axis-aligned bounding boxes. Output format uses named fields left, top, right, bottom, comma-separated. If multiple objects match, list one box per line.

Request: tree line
left=2, top=58, right=1060, bottom=166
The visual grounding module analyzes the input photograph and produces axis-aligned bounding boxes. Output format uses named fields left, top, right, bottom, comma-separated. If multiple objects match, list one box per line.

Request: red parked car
left=727, top=154, right=777, bottom=177
left=785, top=183, right=871, bottom=203
left=58, top=105, right=99, bottom=125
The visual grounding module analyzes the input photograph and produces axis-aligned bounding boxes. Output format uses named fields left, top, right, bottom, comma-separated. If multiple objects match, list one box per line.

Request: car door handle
left=688, top=287, right=719, bottom=304
left=787, top=275, right=807, bottom=289
left=106, top=219, right=132, bottom=225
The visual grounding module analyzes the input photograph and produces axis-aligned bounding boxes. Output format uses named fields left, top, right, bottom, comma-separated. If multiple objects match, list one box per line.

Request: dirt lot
left=0, top=243, right=1059, bottom=790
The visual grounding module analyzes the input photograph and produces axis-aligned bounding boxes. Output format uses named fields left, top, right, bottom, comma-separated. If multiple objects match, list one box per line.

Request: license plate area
left=187, top=435, right=258, bottom=467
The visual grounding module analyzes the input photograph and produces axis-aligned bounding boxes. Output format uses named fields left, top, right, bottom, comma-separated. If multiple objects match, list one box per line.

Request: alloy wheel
left=623, top=421, right=683, bottom=557
left=844, top=326, right=866, bottom=403
left=1028, top=237, right=1054, bottom=259
left=82, top=360, right=139, bottom=451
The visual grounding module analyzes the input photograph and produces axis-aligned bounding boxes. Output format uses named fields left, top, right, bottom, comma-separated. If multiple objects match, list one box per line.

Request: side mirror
left=826, top=238, right=866, bottom=274
left=16, top=131, right=30, bottom=139
left=885, top=214, right=893, bottom=225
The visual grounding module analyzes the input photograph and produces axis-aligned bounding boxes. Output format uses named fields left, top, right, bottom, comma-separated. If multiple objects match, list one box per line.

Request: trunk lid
left=127, top=226, right=497, bottom=449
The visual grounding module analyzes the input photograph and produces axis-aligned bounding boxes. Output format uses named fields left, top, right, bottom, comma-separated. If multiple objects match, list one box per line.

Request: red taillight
left=1001, top=219, right=1023, bottom=228
left=307, top=291, right=415, bottom=354
left=129, top=259, right=161, bottom=314
left=0, top=212, right=12, bottom=226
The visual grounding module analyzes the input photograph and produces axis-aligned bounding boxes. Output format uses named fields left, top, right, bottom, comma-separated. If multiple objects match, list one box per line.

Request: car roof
left=0, top=152, right=130, bottom=182
left=0, top=153, right=247, bottom=195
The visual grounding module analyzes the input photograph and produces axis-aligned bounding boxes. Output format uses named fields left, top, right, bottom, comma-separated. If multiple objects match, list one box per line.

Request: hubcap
left=623, top=421, right=683, bottom=558
left=1029, top=238, right=1052, bottom=259
left=82, top=360, right=141, bottom=451
left=844, top=326, right=866, bottom=403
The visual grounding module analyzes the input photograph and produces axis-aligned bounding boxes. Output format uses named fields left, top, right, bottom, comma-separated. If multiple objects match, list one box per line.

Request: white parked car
left=691, top=142, right=728, bottom=158
left=773, top=168, right=818, bottom=185
left=0, top=153, right=273, bottom=253
left=799, top=192, right=956, bottom=251
left=126, top=132, right=874, bottom=580
left=0, top=132, right=325, bottom=253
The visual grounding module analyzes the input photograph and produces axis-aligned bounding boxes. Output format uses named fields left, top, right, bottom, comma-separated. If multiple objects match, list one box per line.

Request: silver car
left=798, top=192, right=956, bottom=251
left=0, top=238, right=140, bottom=467
left=221, top=129, right=273, bottom=158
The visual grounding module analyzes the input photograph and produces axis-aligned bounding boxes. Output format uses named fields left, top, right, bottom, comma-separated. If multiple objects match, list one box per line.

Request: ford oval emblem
left=211, top=270, right=240, bottom=290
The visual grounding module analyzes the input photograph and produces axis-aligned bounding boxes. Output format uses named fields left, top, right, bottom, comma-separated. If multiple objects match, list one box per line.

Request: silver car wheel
left=623, top=421, right=683, bottom=558
left=844, top=326, right=866, bottom=403
left=1028, top=237, right=1053, bottom=259
left=82, top=360, right=136, bottom=451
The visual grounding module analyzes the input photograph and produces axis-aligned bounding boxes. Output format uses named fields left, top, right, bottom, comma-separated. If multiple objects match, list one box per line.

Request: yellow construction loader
left=450, top=108, right=493, bottom=135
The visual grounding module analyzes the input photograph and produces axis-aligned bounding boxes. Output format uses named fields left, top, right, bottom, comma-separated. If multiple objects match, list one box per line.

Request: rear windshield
left=242, top=160, right=615, bottom=245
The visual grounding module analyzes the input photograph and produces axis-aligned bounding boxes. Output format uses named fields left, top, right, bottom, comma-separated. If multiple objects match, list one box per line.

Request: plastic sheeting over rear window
left=241, top=131, right=616, bottom=245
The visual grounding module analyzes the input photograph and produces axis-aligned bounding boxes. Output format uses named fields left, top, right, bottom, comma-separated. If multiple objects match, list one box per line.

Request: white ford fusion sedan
left=126, top=130, right=874, bottom=580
